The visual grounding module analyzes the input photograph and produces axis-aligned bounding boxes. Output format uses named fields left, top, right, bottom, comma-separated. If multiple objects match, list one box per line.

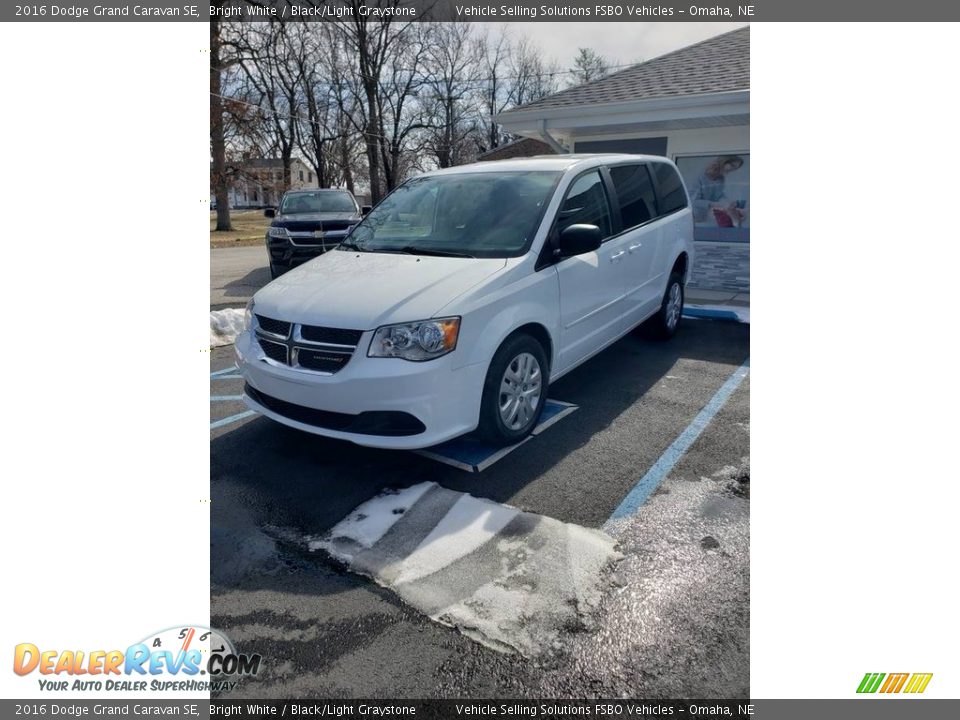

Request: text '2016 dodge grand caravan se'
left=237, top=155, right=694, bottom=449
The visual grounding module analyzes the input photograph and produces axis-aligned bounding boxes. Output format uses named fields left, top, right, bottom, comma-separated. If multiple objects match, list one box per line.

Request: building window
left=308, top=171, right=313, bottom=183
left=675, top=154, right=749, bottom=243
left=608, top=164, right=657, bottom=230
left=299, top=170, right=304, bottom=181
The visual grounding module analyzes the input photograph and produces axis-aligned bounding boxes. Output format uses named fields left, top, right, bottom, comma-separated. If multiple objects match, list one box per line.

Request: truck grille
left=253, top=319, right=363, bottom=375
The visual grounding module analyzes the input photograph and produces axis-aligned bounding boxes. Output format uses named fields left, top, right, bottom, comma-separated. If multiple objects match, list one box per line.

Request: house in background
left=475, top=137, right=556, bottom=162
left=496, top=27, right=750, bottom=294
left=222, top=157, right=320, bottom=209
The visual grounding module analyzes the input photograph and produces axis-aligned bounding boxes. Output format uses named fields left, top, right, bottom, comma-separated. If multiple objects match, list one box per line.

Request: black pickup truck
left=264, top=189, right=370, bottom=278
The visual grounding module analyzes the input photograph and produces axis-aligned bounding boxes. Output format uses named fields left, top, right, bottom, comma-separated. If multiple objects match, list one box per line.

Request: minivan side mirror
left=558, top=224, right=603, bottom=257
left=361, top=205, right=372, bottom=216
left=264, top=208, right=276, bottom=219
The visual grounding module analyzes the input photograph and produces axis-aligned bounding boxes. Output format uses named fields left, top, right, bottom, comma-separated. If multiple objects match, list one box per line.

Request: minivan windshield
left=342, top=171, right=561, bottom=258
left=280, top=191, right=357, bottom=215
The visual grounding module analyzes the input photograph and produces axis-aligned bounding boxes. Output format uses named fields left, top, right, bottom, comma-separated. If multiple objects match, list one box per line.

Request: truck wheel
left=269, top=263, right=285, bottom=279
left=645, top=272, right=684, bottom=340
left=478, top=334, right=549, bottom=446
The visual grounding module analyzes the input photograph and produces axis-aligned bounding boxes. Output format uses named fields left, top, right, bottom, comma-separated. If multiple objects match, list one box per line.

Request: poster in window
left=675, top=154, right=749, bottom=243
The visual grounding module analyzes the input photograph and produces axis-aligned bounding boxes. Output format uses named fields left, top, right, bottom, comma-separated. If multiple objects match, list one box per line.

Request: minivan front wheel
left=478, top=334, right=549, bottom=445
left=646, top=272, right=685, bottom=339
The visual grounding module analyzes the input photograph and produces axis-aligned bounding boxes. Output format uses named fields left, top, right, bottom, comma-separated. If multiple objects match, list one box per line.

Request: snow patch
left=311, top=482, right=622, bottom=656
left=394, top=494, right=519, bottom=585
left=310, top=482, right=433, bottom=558
left=210, top=308, right=246, bottom=347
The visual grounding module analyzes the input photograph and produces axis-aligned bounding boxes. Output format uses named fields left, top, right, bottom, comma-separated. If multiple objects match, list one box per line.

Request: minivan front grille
left=255, top=315, right=291, bottom=338
left=258, top=338, right=288, bottom=364
left=300, top=325, right=363, bottom=346
left=253, top=319, right=364, bottom=374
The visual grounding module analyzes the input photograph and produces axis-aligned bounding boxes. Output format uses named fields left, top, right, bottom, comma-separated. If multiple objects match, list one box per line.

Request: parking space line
left=603, top=358, right=750, bottom=532
left=210, top=410, right=256, bottom=431
left=210, top=365, right=238, bottom=378
left=211, top=395, right=244, bottom=402
left=211, top=374, right=242, bottom=380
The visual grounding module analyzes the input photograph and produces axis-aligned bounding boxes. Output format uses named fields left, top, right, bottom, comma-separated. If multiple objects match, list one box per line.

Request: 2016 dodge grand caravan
left=237, top=155, right=694, bottom=449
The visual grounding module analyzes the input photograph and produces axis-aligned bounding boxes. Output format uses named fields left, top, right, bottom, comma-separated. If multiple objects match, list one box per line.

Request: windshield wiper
left=396, top=246, right=475, bottom=259
left=338, top=240, right=366, bottom=251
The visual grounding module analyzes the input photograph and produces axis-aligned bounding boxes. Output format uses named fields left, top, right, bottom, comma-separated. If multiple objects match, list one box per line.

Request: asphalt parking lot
left=210, top=308, right=750, bottom=698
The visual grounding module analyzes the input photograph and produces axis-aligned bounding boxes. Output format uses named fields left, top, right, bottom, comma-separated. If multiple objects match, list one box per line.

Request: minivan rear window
left=609, top=164, right=657, bottom=229
left=345, top=171, right=561, bottom=258
left=652, top=163, right=688, bottom=215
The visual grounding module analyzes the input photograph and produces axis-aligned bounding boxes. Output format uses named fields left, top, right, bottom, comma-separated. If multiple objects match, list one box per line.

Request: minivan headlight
left=243, top=299, right=255, bottom=332
left=268, top=226, right=290, bottom=239
left=368, top=317, right=460, bottom=361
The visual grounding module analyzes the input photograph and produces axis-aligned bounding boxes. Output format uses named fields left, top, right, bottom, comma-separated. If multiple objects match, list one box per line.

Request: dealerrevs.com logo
left=857, top=672, right=933, bottom=694
left=13, top=625, right=261, bottom=693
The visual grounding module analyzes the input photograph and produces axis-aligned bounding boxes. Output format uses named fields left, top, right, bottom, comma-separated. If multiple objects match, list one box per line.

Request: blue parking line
left=211, top=395, right=243, bottom=402
left=210, top=365, right=238, bottom=378
left=603, top=358, right=750, bottom=531
left=211, top=374, right=242, bottom=381
left=683, top=307, right=741, bottom=321
left=210, top=410, right=256, bottom=430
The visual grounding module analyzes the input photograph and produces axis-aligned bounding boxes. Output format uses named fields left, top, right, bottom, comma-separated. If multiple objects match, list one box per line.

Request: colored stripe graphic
left=880, top=673, right=908, bottom=693
left=856, top=673, right=885, bottom=693
left=857, top=672, right=932, bottom=694
left=904, top=673, right=933, bottom=694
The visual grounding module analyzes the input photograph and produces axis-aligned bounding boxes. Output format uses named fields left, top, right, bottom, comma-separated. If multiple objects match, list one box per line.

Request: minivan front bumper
left=235, top=329, right=486, bottom=449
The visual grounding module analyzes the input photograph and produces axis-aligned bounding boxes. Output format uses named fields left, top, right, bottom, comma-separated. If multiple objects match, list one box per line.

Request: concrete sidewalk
left=687, top=288, right=750, bottom=308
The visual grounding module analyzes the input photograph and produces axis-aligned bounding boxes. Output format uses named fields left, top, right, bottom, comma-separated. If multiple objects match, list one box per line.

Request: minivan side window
left=556, top=170, right=611, bottom=239
left=652, top=162, right=688, bottom=216
left=608, top=164, right=657, bottom=229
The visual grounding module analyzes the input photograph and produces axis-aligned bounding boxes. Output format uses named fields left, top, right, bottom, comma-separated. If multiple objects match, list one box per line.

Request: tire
left=269, top=262, right=285, bottom=279
left=478, top=334, right=549, bottom=446
left=644, top=271, right=685, bottom=340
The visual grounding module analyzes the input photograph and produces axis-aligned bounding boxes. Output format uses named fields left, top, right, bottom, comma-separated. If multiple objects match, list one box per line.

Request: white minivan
left=236, top=154, right=694, bottom=449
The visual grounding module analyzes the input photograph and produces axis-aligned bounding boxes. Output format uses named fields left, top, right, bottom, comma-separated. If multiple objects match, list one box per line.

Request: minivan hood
left=253, top=250, right=507, bottom=330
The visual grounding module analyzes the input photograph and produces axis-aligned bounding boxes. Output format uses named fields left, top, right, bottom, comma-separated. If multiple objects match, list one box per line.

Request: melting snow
left=311, top=482, right=622, bottom=656
left=210, top=308, right=246, bottom=347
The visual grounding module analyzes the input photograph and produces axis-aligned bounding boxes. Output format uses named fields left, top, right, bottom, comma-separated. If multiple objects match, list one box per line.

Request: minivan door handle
left=609, top=250, right=626, bottom=262
left=628, top=243, right=642, bottom=253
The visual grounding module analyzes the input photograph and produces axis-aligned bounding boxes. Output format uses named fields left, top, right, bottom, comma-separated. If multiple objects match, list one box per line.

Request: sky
left=485, top=22, right=749, bottom=73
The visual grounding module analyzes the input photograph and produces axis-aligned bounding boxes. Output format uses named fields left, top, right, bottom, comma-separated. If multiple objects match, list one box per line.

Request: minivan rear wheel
left=478, top=334, right=549, bottom=446
left=644, top=271, right=684, bottom=339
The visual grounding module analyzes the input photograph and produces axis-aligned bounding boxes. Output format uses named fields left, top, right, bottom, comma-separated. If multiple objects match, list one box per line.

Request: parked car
left=264, top=189, right=370, bottom=278
left=237, top=155, right=694, bottom=449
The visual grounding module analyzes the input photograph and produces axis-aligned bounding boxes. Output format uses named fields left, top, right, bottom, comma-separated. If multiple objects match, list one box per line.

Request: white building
left=496, top=27, right=750, bottom=293
left=222, top=157, right=320, bottom=209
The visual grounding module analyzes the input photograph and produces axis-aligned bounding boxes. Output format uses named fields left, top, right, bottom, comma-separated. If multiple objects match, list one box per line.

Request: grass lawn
left=210, top=210, right=269, bottom=248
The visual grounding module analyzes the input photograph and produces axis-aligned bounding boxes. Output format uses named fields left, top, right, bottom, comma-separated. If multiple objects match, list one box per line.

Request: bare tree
left=335, top=1, right=412, bottom=204
left=421, top=23, right=483, bottom=168
left=475, top=27, right=513, bottom=153
left=229, top=22, right=303, bottom=192
left=210, top=4, right=232, bottom=230
left=506, top=36, right=561, bottom=107
left=295, top=24, right=341, bottom=188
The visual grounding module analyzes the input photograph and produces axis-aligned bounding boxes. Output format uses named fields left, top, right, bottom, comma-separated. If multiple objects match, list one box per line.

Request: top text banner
left=6, top=0, right=960, bottom=22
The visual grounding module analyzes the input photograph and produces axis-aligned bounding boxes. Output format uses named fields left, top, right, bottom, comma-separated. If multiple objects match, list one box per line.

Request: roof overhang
left=495, top=90, right=750, bottom=140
